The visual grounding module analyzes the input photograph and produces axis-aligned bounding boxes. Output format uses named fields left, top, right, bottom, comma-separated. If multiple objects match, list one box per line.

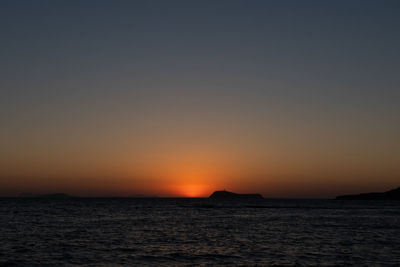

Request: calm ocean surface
left=1, top=198, right=399, bottom=266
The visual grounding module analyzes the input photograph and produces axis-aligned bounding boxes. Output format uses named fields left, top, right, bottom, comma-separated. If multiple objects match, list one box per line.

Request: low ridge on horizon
left=336, top=187, right=400, bottom=200
left=209, top=190, right=263, bottom=199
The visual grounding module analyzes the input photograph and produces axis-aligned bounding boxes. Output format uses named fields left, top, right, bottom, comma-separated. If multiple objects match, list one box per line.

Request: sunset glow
left=2, top=2, right=400, bottom=266
left=0, top=1, right=399, bottom=198
left=174, top=184, right=211, bottom=198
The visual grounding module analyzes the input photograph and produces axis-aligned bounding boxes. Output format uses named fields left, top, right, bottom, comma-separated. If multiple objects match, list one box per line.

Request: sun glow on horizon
left=173, top=183, right=212, bottom=197
left=144, top=157, right=229, bottom=197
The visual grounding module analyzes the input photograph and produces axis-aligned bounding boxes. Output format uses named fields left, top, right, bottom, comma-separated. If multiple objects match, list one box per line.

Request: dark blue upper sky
left=2, top=1, right=399, bottom=108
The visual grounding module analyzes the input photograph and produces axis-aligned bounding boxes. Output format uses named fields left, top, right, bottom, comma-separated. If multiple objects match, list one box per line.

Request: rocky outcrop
left=336, top=187, right=400, bottom=200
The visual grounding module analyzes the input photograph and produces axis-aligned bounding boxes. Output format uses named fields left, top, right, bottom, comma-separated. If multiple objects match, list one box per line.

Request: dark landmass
left=209, top=190, right=263, bottom=199
left=19, top=193, right=73, bottom=198
left=336, top=187, right=400, bottom=200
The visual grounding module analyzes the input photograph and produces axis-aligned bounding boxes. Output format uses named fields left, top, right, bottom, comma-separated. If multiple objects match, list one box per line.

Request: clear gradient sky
left=1, top=0, right=399, bottom=197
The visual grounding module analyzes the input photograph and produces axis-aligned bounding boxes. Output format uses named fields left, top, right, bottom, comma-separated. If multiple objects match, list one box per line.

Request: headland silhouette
left=209, top=190, right=263, bottom=199
left=19, top=193, right=73, bottom=199
left=336, top=187, right=400, bottom=200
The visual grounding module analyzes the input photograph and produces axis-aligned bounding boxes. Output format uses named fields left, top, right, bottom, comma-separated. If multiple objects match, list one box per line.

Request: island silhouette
left=209, top=190, right=263, bottom=199
left=19, top=193, right=73, bottom=198
left=336, top=187, right=400, bottom=200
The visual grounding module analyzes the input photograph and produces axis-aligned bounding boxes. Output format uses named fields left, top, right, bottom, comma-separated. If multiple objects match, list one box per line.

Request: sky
left=1, top=0, right=399, bottom=197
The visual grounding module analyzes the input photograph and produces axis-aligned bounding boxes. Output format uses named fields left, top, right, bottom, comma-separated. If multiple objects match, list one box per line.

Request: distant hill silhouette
left=209, top=190, right=263, bottom=199
left=19, top=193, right=73, bottom=198
left=336, top=187, right=400, bottom=200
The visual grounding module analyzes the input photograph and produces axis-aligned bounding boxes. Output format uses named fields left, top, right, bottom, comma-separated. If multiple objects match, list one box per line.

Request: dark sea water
left=1, top=198, right=399, bottom=266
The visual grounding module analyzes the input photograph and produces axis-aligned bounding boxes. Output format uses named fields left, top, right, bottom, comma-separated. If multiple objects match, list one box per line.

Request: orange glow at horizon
left=172, top=183, right=213, bottom=197
left=147, top=158, right=227, bottom=197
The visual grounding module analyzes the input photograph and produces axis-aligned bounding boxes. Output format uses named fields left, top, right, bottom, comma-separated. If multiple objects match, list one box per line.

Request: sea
left=1, top=198, right=399, bottom=266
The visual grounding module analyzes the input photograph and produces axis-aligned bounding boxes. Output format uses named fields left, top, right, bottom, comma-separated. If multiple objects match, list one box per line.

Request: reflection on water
left=1, top=198, right=399, bottom=265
